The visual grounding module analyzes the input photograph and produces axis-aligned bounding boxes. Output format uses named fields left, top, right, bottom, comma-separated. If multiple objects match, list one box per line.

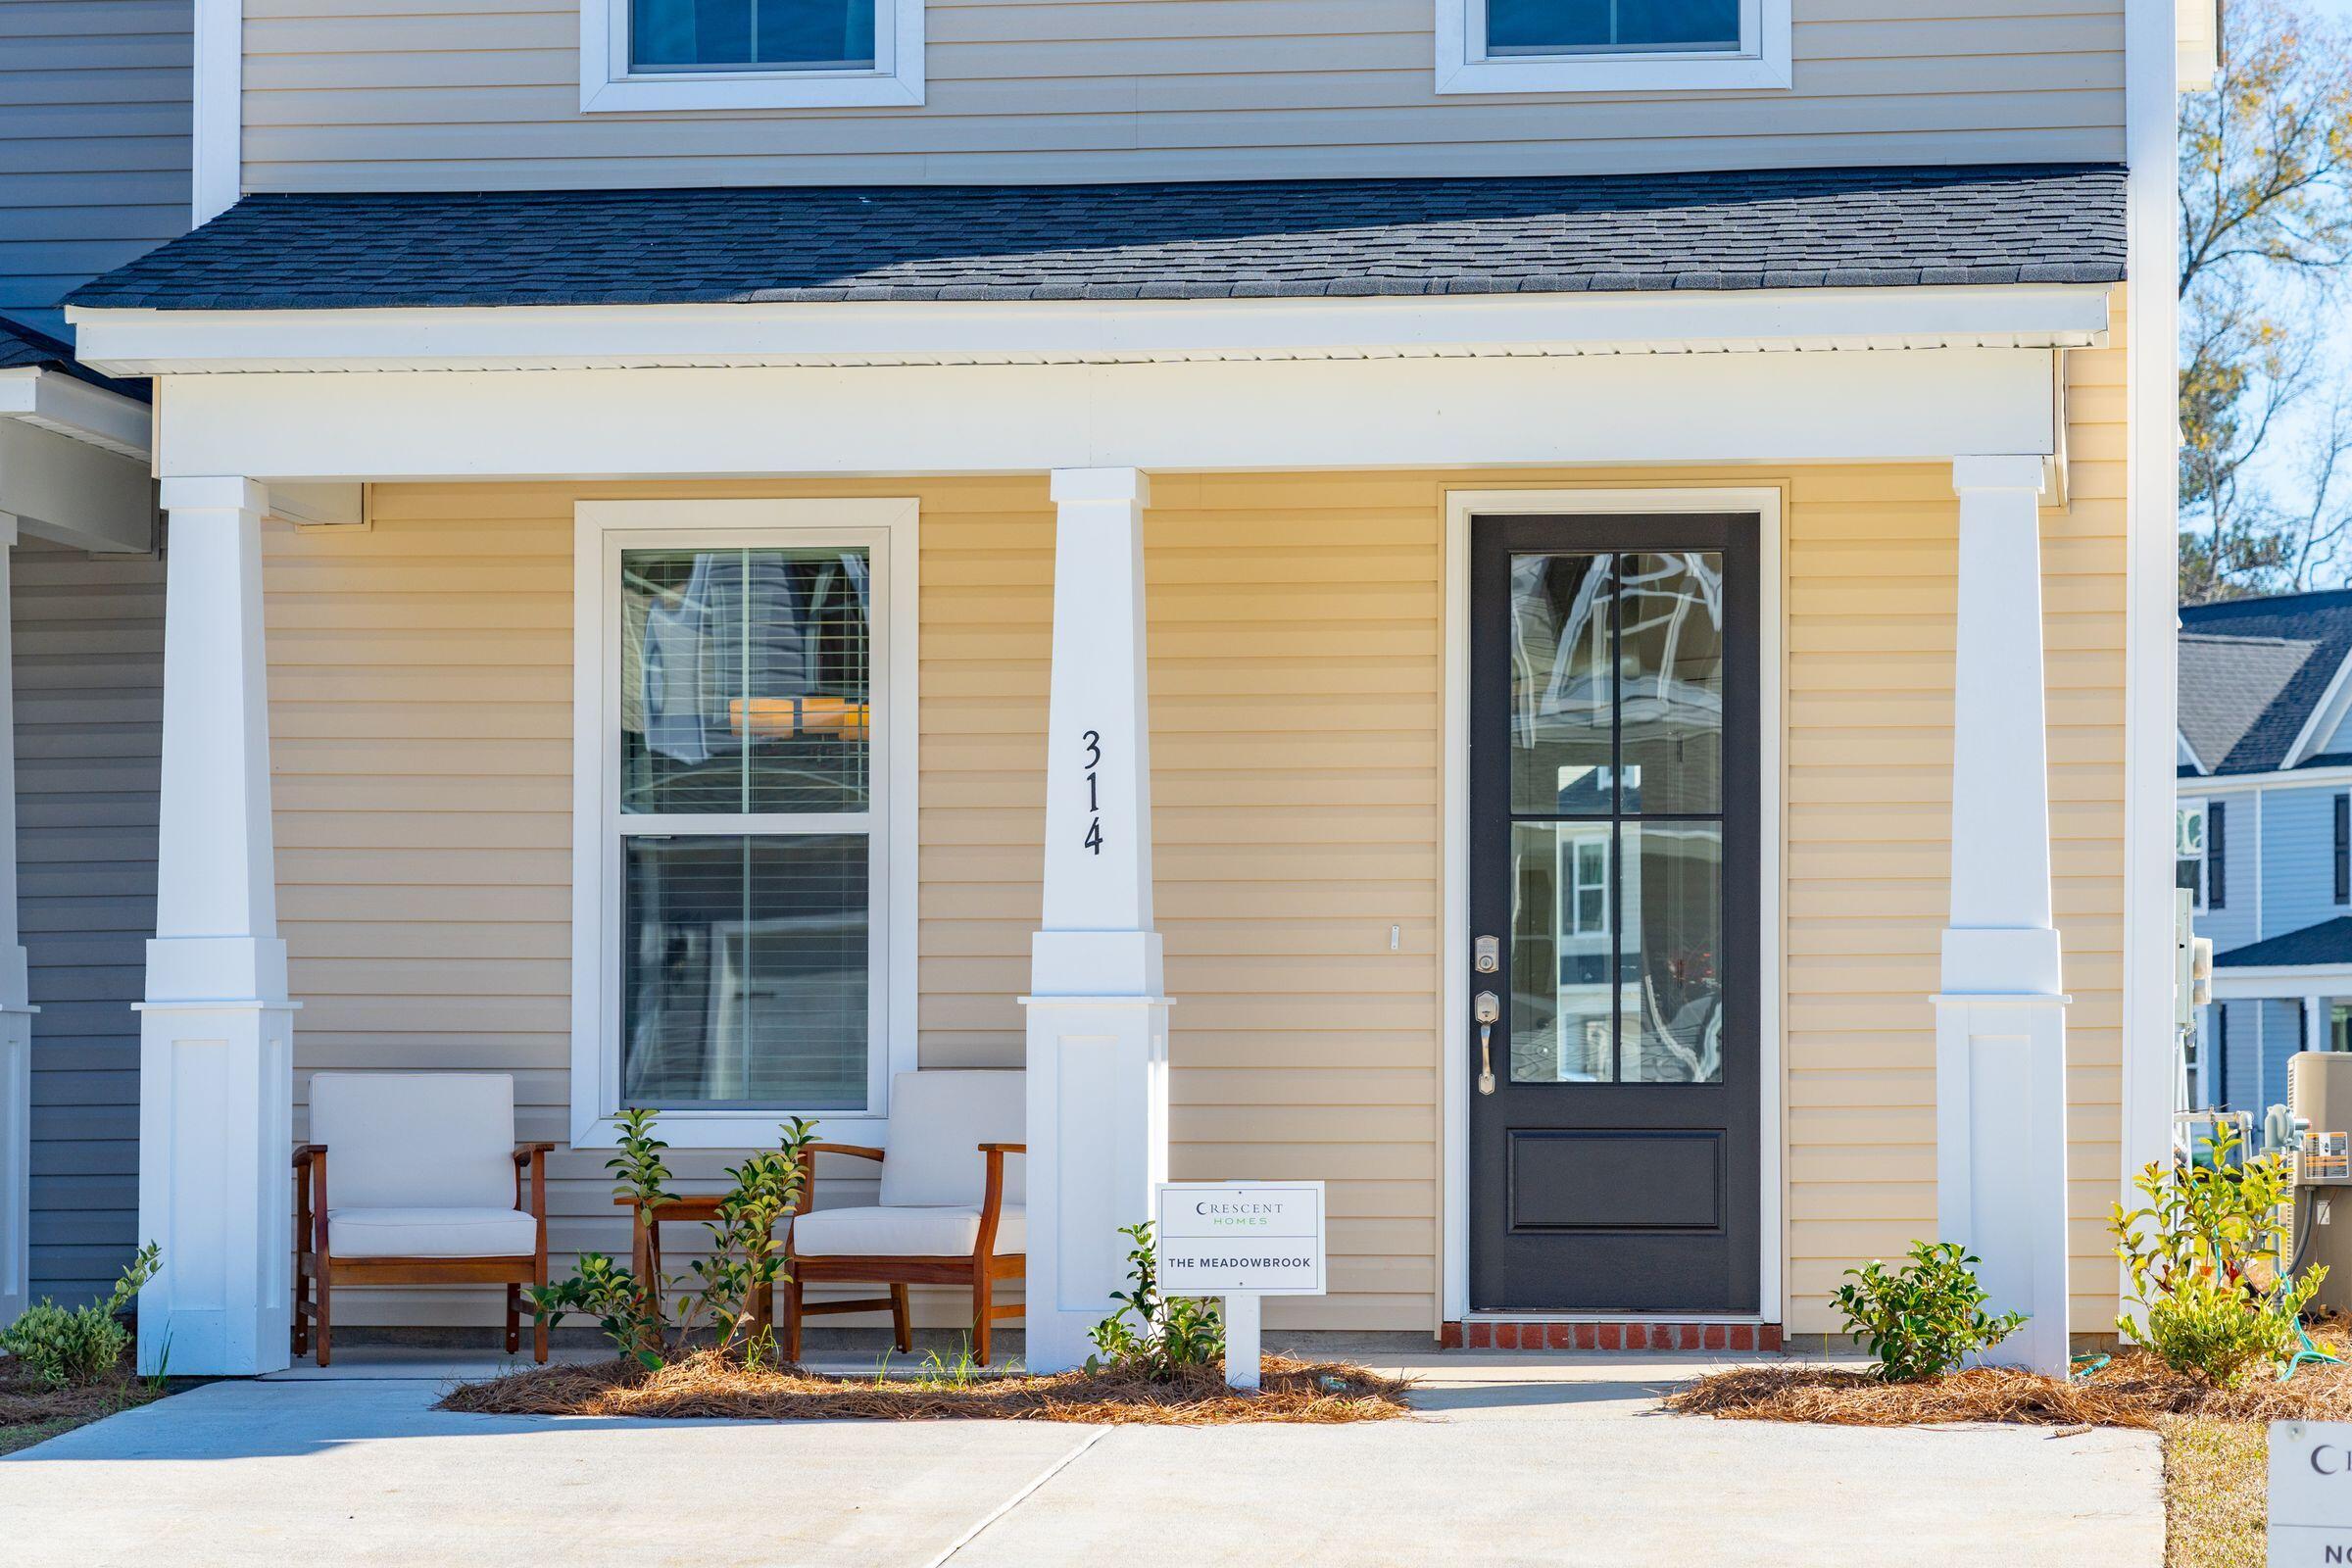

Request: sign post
left=1155, top=1181, right=1325, bottom=1391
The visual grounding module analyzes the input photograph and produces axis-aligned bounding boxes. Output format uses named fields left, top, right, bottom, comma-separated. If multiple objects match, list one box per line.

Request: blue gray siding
left=0, top=0, right=191, bottom=338
left=19, top=538, right=162, bottom=1307
left=2259, top=785, right=2348, bottom=940
left=2209, top=997, right=2311, bottom=1116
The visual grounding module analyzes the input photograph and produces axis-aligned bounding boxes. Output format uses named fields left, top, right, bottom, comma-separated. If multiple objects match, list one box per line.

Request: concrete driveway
left=0, top=1353, right=2162, bottom=1568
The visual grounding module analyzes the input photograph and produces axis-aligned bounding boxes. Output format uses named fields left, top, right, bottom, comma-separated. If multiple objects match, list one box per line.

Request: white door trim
left=1440, top=485, right=1786, bottom=1330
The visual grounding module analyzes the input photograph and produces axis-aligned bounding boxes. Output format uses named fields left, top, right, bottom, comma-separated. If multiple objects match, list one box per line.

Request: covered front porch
left=56, top=174, right=2165, bottom=1379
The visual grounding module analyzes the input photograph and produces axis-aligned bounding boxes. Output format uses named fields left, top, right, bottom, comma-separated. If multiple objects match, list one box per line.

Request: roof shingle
left=66, top=164, right=2128, bottom=313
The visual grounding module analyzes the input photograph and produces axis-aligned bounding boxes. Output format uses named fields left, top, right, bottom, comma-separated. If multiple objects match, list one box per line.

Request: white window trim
left=2178, top=798, right=2209, bottom=915
left=579, top=0, right=923, bottom=112
left=1435, top=0, right=1791, bottom=94
left=570, top=498, right=919, bottom=1149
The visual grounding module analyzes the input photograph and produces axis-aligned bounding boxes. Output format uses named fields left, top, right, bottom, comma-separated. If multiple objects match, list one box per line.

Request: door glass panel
left=1617, top=551, right=1723, bottom=814
left=1509, top=553, right=1614, bottom=814
left=1623, top=821, right=1723, bottom=1084
left=620, top=546, right=872, bottom=815
left=1509, top=822, right=1622, bottom=1083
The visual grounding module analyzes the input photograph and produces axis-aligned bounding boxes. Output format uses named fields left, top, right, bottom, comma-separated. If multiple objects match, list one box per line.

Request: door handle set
left=1475, top=990, right=1499, bottom=1096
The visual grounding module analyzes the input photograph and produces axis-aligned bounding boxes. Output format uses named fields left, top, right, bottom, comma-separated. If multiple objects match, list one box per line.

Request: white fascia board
left=151, top=345, right=2058, bottom=482
left=2178, top=730, right=2207, bottom=774
left=2213, top=967, right=2352, bottom=999
left=69, top=284, right=2114, bottom=376
left=0, top=368, right=151, bottom=461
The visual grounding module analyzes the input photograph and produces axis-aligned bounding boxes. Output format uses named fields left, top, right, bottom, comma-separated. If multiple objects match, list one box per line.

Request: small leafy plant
left=1087, top=1222, right=1223, bottom=1381
left=2, top=1242, right=161, bottom=1388
left=2114, top=1122, right=2324, bottom=1388
left=1833, top=1241, right=2025, bottom=1383
left=679, top=1119, right=814, bottom=1367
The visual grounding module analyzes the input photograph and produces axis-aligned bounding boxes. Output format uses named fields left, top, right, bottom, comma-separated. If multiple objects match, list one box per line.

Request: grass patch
left=0, top=1367, right=169, bottom=1456
left=440, top=1348, right=1412, bottom=1425
left=1663, top=1348, right=2352, bottom=1430
left=2161, top=1416, right=2264, bottom=1568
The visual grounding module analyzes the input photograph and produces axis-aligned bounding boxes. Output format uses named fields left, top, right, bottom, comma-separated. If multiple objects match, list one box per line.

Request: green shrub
left=2, top=1243, right=161, bottom=1388
left=1087, top=1222, right=1223, bottom=1381
left=1834, top=1240, right=2026, bottom=1383
left=2113, top=1122, right=2323, bottom=1388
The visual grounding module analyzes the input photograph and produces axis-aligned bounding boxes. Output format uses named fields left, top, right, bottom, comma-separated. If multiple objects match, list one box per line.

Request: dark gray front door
left=1467, top=513, right=1760, bottom=1313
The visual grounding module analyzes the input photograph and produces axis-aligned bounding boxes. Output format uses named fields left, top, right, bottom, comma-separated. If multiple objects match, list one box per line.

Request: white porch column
left=1934, top=456, right=2072, bottom=1377
left=135, top=477, right=293, bottom=1375
left=0, top=520, right=33, bottom=1327
left=1021, top=466, right=1171, bottom=1373
left=2307, top=994, right=2328, bottom=1055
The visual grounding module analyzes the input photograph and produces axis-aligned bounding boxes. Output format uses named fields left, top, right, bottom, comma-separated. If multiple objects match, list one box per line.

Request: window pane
left=632, top=0, right=875, bottom=70
left=1618, top=551, right=1724, bottom=814
left=621, top=834, right=868, bottom=1108
left=1510, top=822, right=1622, bottom=1083
left=1487, top=0, right=1740, bottom=54
left=1623, top=821, right=1723, bottom=1084
left=1510, top=552, right=1615, bottom=814
left=620, top=547, right=871, bottom=814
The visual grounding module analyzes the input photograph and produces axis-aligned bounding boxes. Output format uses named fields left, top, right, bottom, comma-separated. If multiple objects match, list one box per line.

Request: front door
left=1467, top=514, right=1759, bottom=1313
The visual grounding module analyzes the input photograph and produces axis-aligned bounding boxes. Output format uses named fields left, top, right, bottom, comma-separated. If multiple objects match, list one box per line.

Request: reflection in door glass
left=1623, top=822, right=1723, bottom=1083
left=1618, top=552, right=1724, bottom=814
left=1509, top=822, right=1622, bottom=1083
left=1508, top=553, right=1614, bottom=815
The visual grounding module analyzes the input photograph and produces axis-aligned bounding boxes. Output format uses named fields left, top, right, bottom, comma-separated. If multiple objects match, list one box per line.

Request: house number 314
left=1081, top=729, right=1103, bottom=856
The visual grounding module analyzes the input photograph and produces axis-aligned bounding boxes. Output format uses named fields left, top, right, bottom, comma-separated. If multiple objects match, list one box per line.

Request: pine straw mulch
left=0, top=1366, right=169, bottom=1456
left=437, top=1348, right=1415, bottom=1425
left=1663, top=1348, right=2352, bottom=1431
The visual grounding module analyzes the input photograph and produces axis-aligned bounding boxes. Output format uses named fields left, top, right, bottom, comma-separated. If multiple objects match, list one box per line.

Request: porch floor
left=2, top=1340, right=2158, bottom=1566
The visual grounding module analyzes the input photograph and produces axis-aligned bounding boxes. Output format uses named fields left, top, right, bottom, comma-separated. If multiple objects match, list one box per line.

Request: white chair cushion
left=328, top=1206, right=538, bottom=1259
left=310, top=1072, right=516, bottom=1211
left=876, top=1070, right=1025, bottom=1209
left=792, top=1203, right=1025, bottom=1258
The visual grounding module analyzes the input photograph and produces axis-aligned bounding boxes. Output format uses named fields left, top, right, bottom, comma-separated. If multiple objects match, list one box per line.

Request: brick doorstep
left=1442, top=1321, right=1784, bottom=1353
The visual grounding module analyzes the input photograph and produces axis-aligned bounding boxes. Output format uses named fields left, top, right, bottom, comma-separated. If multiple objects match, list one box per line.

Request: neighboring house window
left=581, top=0, right=922, bottom=110
left=2177, top=800, right=2208, bottom=911
left=571, top=500, right=917, bottom=1147
left=1564, top=832, right=1609, bottom=936
left=1436, top=0, right=1791, bottom=94
left=2337, top=794, right=2349, bottom=906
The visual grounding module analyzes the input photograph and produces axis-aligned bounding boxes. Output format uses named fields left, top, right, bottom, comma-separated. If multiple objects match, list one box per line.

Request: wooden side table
left=616, top=1194, right=778, bottom=1339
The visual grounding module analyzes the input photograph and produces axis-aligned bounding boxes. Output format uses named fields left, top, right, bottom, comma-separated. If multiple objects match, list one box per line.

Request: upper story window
left=1437, top=0, right=1790, bottom=94
left=2177, top=800, right=2209, bottom=912
left=582, top=0, right=921, bottom=112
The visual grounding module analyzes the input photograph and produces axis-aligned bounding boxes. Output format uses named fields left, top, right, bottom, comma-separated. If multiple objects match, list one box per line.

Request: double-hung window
left=573, top=500, right=917, bottom=1146
left=1437, top=0, right=1791, bottom=94
left=2177, top=800, right=2208, bottom=912
left=582, top=0, right=923, bottom=111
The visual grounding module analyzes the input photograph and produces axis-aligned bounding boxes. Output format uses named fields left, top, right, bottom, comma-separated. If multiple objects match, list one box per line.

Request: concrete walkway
left=0, top=1351, right=2162, bottom=1568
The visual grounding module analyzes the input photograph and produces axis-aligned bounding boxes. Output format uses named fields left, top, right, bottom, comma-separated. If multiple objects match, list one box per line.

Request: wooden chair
left=782, top=1069, right=1025, bottom=1365
left=293, top=1072, right=554, bottom=1367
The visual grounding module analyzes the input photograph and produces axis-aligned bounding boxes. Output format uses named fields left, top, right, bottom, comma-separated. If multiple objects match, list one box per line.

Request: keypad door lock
left=1474, top=935, right=1500, bottom=974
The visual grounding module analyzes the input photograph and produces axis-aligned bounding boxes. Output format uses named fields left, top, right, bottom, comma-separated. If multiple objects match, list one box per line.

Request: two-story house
left=2179, top=592, right=2352, bottom=1118
left=6, top=0, right=2209, bottom=1374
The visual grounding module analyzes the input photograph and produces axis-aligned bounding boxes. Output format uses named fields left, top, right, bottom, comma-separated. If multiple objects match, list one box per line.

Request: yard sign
left=1155, top=1181, right=1325, bottom=1391
left=2270, top=1420, right=2352, bottom=1563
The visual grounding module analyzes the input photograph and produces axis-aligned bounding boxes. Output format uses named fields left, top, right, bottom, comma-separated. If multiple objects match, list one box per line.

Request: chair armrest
left=512, top=1141, right=558, bottom=1166
left=804, top=1142, right=886, bottom=1162
left=976, top=1143, right=1026, bottom=1155
left=292, top=1143, right=326, bottom=1168
left=973, top=1144, right=1021, bottom=1258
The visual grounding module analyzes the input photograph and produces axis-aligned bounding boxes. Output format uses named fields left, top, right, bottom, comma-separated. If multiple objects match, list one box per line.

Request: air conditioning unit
left=2290, top=1052, right=2352, bottom=1315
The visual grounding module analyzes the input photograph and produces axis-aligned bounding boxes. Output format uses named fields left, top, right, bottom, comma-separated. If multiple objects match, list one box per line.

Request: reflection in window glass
left=621, top=834, right=868, bottom=1108
left=632, top=0, right=875, bottom=73
left=1624, top=822, right=1722, bottom=1084
left=1618, top=551, right=1724, bottom=814
left=1486, top=0, right=1740, bottom=56
left=620, top=547, right=870, bottom=814
left=1511, top=822, right=1623, bottom=1083
left=1509, top=553, right=1613, bottom=814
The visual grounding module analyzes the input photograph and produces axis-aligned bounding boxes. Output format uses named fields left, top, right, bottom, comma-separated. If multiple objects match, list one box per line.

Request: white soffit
left=0, top=368, right=150, bottom=460
left=68, top=283, right=2114, bottom=375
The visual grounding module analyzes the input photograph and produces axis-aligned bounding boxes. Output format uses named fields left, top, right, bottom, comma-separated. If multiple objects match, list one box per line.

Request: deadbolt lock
left=1474, top=935, right=1500, bottom=974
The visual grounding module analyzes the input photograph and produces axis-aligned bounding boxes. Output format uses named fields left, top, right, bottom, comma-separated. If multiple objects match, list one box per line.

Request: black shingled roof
left=2215, top=916, right=2352, bottom=969
left=2178, top=593, right=2352, bottom=775
left=66, top=164, right=2127, bottom=312
left=0, top=314, right=147, bottom=401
